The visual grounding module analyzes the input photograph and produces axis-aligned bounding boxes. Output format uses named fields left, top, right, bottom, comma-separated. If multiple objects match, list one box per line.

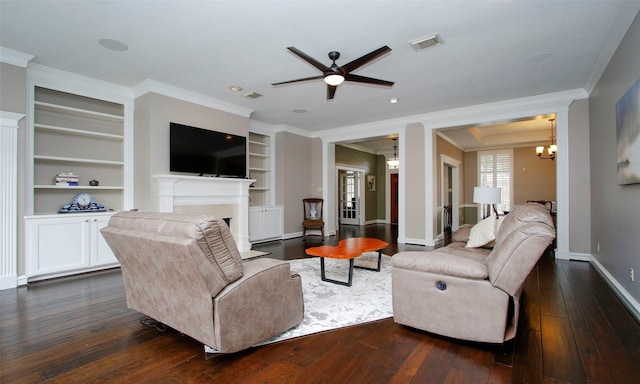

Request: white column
left=0, top=112, right=25, bottom=290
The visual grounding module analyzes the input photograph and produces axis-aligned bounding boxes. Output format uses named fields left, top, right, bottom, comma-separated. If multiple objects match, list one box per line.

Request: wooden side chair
left=302, top=198, right=324, bottom=241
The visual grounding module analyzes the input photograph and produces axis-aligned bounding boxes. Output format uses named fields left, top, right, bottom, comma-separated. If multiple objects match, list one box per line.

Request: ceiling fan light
left=324, top=74, right=345, bottom=86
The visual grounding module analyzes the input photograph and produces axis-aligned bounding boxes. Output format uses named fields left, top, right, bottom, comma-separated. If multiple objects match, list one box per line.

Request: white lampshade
left=473, top=187, right=501, bottom=204
left=324, top=74, right=345, bottom=86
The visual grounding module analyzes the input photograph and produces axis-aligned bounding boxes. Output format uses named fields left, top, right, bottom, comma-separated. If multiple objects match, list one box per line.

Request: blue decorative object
left=59, top=193, right=106, bottom=213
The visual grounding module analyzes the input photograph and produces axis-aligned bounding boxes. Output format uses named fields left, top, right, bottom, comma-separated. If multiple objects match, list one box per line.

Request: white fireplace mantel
left=154, top=174, right=255, bottom=252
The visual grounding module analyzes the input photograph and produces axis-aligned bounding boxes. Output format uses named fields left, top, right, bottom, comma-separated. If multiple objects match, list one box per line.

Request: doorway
left=440, top=155, right=460, bottom=241
left=390, top=173, right=398, bottom=224
left=338, top=170, right=360, bottom=225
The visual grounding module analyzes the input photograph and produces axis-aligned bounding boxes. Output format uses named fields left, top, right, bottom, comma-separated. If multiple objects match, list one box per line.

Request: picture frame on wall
left=367, top=175, right=376, bottom=191
left=616, top=77, right=640, bottom=185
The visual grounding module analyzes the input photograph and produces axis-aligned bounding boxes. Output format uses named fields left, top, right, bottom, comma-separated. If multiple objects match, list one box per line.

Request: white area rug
left=261, top=252, right=393, bottom=344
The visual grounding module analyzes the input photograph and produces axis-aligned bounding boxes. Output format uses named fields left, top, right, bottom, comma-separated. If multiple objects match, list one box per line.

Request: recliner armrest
left=392, top=251, right=488, bottom=280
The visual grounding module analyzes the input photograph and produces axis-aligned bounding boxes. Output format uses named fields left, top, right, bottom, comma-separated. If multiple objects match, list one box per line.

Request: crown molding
left=583, top=1, right=640, bottom=94
left=0, top=47, right=34, bottom=67
left=338, top=142, right=379, bottom=155
left=132, top=79, right=253, bottom=118
left=316, top=88, right=588, bottom=143
left=27, top=63, right=133, bottom=103
left=436, top=131, right=464, bottom=151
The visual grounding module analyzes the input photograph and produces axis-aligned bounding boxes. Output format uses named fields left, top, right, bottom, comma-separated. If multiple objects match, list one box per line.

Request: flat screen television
left=170, top=122, right=247, bottom=177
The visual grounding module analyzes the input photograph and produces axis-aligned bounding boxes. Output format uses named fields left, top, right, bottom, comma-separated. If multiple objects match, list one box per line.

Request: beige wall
left=0, top=62, right=28, bottom=274
left=513, top=147, right=556, bottom=204
left=567, top=99, right=591, bottom=254
left=275, top=131, right=314, bottom=235
left=589, top=12, right=640, bottom=304
left=133, top=93, right=249, bottom=211
left=404, top=123, right=426, bottom=240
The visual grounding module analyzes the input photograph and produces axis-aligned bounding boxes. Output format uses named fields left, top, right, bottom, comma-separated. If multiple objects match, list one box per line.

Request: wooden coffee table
left=305, top=238, right=389, bottom=286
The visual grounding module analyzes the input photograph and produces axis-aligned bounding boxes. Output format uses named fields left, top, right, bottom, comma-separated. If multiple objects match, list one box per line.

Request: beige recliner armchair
left=101, top=211, right=303, bottom=353
left=392, top=203, right=555, bottom=343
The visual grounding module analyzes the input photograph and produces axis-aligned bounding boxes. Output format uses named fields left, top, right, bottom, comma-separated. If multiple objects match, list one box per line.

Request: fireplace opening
left=222, top=218, right=231, bottom=228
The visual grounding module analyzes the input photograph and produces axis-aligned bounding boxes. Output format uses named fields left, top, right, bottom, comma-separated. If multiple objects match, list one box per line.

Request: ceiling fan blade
left=287, top=47, right=331, bottom=73
left=342, top=45, right=392, bottom=73
left=271, top=75, right=324, bottom=86
left=345, top=73, right=394, bottom=87
left=327, top=84, right=337, bottom=100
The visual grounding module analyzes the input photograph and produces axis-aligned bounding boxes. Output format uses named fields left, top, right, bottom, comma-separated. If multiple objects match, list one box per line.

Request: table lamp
left=473, top=187, right=501, bottom=219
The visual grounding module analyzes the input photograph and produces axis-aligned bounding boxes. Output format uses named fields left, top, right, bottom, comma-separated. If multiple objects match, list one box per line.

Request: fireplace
left=154, top=174, right=254, bottom=252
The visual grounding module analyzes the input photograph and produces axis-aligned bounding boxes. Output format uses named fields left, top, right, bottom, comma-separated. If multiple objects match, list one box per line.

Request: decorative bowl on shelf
left=89, top=179, right=99, bottom=186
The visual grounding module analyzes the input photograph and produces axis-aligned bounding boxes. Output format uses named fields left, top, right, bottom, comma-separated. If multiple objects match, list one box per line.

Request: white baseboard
left=590, top=256, right=640, bottom=322
left=569, top=252, right=590, bottom=261
left=399, top=237, right=434, bottom=246
left=17, top=275, right=29, bottom=286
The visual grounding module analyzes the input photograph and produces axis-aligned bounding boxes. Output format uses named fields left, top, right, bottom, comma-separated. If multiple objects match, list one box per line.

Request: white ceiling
left=2, top=1, right=639, bottom=151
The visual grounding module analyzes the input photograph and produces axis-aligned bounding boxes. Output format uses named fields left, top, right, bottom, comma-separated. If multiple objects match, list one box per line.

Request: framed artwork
left=616, top=77, right=640, bottom=185
left=367, top=175, right=376, bottom=191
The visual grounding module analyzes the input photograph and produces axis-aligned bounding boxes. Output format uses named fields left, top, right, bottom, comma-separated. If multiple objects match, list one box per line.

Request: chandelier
left=536, top=118, right=557, bottom=160
left=387, top=138, right=399, bottom=169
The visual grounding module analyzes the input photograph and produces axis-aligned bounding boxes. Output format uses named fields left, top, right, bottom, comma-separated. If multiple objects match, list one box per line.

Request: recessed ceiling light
left=292, top=109, right=307, bottom=113
left=229, top=85, right=243, bottom=92
left=98, top=38, right=128, bottom=52
left=389, top=98, right=399, bottom=104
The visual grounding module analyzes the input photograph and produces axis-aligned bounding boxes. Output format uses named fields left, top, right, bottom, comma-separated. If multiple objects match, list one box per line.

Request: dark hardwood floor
left=2, top=224, right=639, bottom=383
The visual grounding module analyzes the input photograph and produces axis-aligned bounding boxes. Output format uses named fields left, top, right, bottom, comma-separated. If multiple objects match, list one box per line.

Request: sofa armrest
left=212, top=258, right=304, bottom=353
left=392, top=251, right=488, bottom=280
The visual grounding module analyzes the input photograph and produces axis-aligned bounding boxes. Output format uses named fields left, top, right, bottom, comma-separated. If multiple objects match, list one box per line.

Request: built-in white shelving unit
left=24, top=80, right=132, bottom=282
left=248, top=132, right=272, bottom=206
left=31, top=87, right=126, bottom=215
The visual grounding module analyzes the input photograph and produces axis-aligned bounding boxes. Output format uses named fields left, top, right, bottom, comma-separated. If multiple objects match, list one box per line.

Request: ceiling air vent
left=244, top=91, right=262, bottom=99
left=409, top=34, right=443, bottom=51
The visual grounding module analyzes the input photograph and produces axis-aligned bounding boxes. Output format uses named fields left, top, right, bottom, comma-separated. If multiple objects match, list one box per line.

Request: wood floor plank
left=555, top=260, right=614, bottom=384
left=540, top=314, right=586, bottom=383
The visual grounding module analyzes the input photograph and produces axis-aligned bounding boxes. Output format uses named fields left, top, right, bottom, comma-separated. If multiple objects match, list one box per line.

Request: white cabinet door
left=26, top=216, right=91, bottom=276
left=262, top=206, right=283, bottom=240
left=91, top=215, right=118, bottom=266
left=25, top=212, right=118, bottom=279
left=249, top=206, right=283, bottom=243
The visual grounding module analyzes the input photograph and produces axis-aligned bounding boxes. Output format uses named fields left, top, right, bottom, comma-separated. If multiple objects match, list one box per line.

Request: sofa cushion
left=392, top=251, right=489, bottom=280
left=452, top=225, right=472, bottom=243
left=466, top=214, right=498, bottom=248
left=432, top=242, right=490, bottom=264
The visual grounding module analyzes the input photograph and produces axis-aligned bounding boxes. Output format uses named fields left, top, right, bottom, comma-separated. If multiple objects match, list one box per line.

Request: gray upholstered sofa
left=392, top=203, right=555, bottom=343
left=101, top=211, right=304, bottom=353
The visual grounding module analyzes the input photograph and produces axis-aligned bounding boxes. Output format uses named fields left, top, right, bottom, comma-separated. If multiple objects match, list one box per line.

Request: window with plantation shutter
left=478, top=149, right=513, bottom=214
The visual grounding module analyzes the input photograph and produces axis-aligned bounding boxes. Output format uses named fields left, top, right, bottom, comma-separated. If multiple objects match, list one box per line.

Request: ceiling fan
left=272, top=46, right=394, bottom=100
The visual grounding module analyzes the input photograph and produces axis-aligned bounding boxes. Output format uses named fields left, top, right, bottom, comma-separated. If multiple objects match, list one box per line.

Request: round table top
left=305, top=237, right=389, bottom=259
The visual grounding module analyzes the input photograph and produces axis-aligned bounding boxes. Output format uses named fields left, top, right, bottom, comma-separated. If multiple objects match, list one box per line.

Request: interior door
left=390, top=174, right=398, bottom=224
left=339, top=171, right=360, bottom=225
